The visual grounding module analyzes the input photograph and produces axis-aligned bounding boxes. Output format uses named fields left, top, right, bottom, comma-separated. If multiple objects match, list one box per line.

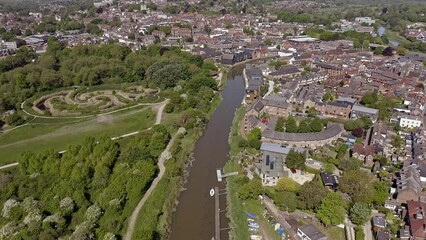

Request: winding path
left=0, top=99, right=169, bottom=170
left=124, top=127, right=185, bottom=240
left=20, top=98, right=167, bottom=119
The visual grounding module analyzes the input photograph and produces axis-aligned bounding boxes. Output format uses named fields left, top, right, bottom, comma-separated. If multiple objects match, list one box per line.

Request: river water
left=169, top=66, right=245, bottom=240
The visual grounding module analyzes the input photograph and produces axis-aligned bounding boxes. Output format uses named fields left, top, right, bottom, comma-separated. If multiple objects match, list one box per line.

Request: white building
left=355, top=17, right=376, bottom=25
left=400, top=115, right=422, bottom=128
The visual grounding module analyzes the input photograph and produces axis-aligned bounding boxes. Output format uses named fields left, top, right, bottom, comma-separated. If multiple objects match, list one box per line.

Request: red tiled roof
left=407, top=200, right=426, bottom=239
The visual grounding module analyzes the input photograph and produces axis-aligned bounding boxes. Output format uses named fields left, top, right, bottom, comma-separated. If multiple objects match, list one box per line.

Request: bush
left=4, top=113, right=24, bottom=126
left=355, top=226, right=365, bottom=240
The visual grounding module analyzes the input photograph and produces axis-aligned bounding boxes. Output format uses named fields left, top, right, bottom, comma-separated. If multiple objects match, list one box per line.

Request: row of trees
left=275, top=116, right=324, bottom=133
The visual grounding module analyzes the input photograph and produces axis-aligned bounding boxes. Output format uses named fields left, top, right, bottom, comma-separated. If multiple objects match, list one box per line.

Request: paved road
left=262, top=196, right=298, bottom=239
left=363, top=219, right=373, bottom=240
left=344, top=217, right=355, bottom=240
left=263, top=80, right=275, bottom=99
left=124, top=127, right=185, bottom=240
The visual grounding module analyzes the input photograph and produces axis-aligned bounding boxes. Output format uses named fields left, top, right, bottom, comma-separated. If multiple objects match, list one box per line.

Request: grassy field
left=0, top=106, right=156, bottom=165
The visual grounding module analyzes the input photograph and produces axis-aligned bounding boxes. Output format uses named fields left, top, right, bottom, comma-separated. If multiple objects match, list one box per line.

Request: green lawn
left=0, top=106, right=156, bottom=165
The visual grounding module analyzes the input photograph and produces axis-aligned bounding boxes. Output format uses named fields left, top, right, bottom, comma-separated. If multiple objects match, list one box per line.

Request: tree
left=338, top=158, right=362, bottom=172
left=297, top=177, right=328, bottom=211
left=360, top=116, right=373, bottom=129
left=355, top=226, right=365, bottom=240
left=285, top=116, right=298, bottom=133
left=372, top=181, right=389, bottom=205
left=374, top=155, right=388, bottom=166
left=310, top=118, right=323, bottom=132
left=336, top=143, right=348, bottom=159
left=264, top=38, right=272, bottom=46
left=374, top=46, right=384, bottom=55
left=247, top=128, right=261, bottom=149
left=324, top=163, right=334, bottom=174
left=317, top=192, right=346, bottom=226
left=275, top=117, right=285, bottom=132
left=392, top=135, right=404, bottom=149
left=274, top=191, right=298, bottom=212
left=362, top=40, right=370, bottom=50
left=306, top=107, right=318, bottom=118
left=382, top=46, right=393, bottom=56
left=340, top=170, right=375, bottom=204
left=5, top=113, right=24, bottom=126
left=276, top=178, right=300, bottom=193
left=238, top=179, right=263, bottom=200
left=322, top=90, right=335, bottom=102
left=352, top=128, right=364, bottom=138
left=286, top=150, right=306, bottom=170
left=350, top=202, right=371, bottom=225
left=298, top=119, right=311, bottom=133
left=361, top=92, right=378, bottom=105
left=396, top=47, right=408, bottom=56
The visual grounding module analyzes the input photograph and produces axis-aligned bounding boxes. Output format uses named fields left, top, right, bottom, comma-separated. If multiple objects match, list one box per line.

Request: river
left=169, top=65, right=245, bottom=240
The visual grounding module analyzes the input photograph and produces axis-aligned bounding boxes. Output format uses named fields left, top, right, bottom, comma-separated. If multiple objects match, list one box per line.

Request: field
left=0, top=106, right=157, bottom=165
left=0, top=84, right=170, bottom=165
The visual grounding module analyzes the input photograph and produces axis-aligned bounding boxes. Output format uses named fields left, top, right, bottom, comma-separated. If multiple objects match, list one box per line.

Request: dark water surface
left=169, top=66, right=245, bottom=240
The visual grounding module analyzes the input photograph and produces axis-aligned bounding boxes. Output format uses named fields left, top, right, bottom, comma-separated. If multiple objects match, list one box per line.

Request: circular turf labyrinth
left=31, top=86, right=159, bottom=117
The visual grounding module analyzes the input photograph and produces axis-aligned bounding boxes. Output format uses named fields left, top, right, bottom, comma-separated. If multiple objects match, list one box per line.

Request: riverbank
left=224, top=107, right=281, bottom=240
left=131, top=69, right=229, bottom=239
left=169, top=65, right=245, bottom=239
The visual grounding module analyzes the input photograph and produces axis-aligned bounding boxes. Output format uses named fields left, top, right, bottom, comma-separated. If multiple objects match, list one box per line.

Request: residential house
left=320, top=172, right=339, bottom=191
left=355, top=17, right=375, bottom=25
left=376, top=232, right=391, bottom=240
left=297, top=224, right=327, bottom=240
left=244, top=115, right=268, bottom=132
left=372, top=216, right=386, bottom=232
left=244, top=66, right=264, bottom=102
left=263, top=96, right=292, bottom=117
left=262, top=123, right=344, bottom=148
left=406, top=200, right=426, bottom=240
left=351, top=104, right=379, bottom=122
left=400, top=115, right=422, bottom=128
left=269, top=65, right=302, bottom=80
left=351, top=143, right=376, bottom=166
left=399, top=229, right=410, bottom=240
left=246, top=100, right=265, bottom=118
left=315, top=62, right=343, bottom=76
left=315, top=101, right=352, bottom=119
left=260, top=142, right=306, bottom=186
left=396, top=164, right=423, bottom=204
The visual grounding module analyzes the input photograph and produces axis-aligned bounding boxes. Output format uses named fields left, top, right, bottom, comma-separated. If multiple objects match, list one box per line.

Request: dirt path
left=0, top=100, right=169, bottom=170
left=124, top=127, right=185, bottom=240
left=0, top=162, right=18, bottom=170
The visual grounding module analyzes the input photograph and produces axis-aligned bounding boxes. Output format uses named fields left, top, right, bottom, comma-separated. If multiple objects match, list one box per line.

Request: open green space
left=0, top=106, right=156, bottom=165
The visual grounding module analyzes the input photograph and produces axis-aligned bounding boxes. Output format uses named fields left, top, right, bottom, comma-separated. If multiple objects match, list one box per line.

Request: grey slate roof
left=298, top=224, right=326, bottom=240
left=352, top=104, right=379, bottom=114
left=262, top=123, right=344, bottom=142
left=260, top=142, right=305, bottom=155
